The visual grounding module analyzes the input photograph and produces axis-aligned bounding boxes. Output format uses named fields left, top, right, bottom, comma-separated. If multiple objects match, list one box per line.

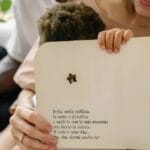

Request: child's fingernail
left=101, top=45, right=105, bottom=49
left=114, top=49, right=119, bottom=53
left=107, top=49, right=113, bottom=53
left=100, top=45, right=105, bottom=49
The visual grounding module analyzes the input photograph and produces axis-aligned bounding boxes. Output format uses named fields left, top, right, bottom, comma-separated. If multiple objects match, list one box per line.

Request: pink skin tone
left=9, top=1, right=150, bottom=150
left=10, top=105, right=57, bottom=150
left=134, top=0, right=150, bottom=17
left=98, top=28, right=133, bottom=53
left=98, top=0, right=150, bottom=53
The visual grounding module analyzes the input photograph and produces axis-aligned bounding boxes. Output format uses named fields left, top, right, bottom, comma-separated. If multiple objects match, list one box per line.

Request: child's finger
left=123, top=29, right=133, bottom=44
left=113, top=30, right=124, bottom=53
left=105, top=29, right=116, bottom=52
left=98, top=31, right=106, bottom=49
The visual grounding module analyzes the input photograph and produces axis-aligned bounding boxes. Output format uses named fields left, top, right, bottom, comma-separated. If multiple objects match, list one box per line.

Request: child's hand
left=98, top=28, right=133, bottom=53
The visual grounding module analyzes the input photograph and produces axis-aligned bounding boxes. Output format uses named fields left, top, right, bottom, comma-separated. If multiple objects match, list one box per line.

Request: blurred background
left=0, top=0, right=14, bottom=49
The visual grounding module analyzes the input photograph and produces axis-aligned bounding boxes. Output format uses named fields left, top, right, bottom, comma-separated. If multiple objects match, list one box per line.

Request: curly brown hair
left=38, top=2, right=105, bottom=45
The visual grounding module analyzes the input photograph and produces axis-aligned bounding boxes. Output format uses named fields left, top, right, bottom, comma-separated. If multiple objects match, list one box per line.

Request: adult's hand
left=9, top=89, right=34, bottom=115
left=10, top=105, right=57, bottom=150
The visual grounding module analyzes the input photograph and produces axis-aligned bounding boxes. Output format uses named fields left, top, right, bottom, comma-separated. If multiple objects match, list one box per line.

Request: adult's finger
left=10, top=115, right=56, bottom=145
left=9, top=100, right=18, bottom=115
left=22, top=134, right=56, bottom=150
left=15, top=106, right=52, bottom=133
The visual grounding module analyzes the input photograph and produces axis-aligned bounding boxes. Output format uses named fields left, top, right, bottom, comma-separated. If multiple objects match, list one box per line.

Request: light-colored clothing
left=7, top=0, right=57, bottom=62
left=0, top=20, right=15, bottom=48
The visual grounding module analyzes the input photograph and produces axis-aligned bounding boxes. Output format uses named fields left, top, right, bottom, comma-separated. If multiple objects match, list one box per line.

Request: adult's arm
left=13, top=38, right=39, bottom=92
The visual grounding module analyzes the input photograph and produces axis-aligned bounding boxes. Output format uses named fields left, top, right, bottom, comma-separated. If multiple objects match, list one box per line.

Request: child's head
left=38, top=2, right=105, bottom=45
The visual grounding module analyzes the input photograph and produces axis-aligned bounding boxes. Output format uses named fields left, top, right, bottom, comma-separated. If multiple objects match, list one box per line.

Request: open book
left=35, top=37, right=150, bottom=149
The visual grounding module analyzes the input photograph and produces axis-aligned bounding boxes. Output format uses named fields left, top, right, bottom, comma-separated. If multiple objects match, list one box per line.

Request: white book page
left=35, top=37, right=150, bottom=149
